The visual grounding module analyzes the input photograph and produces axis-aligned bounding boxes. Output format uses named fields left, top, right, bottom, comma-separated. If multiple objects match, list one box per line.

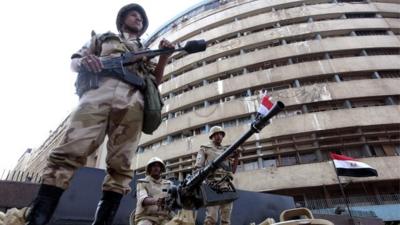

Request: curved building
left=136, top=0, right=400, bottom=221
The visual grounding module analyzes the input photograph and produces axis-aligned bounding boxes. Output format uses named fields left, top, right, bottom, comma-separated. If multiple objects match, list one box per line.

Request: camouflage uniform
left=195, top=142, right=234, bottom=225
left=135, top=176, right=174, bottom=225
left=41, top=32, right=155, bottom=195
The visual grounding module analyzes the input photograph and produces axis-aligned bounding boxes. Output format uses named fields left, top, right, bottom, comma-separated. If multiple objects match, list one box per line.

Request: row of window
left=162, top=42, right=398, bottom=101
left=147, top=0, right=377, bottom=49
left=170, top=11, right=390, bottom=66
left=139, top=95, right=399, bottom=152
left=162, top=69, right=400, bottom=120
left=163, top=10, right=396, bottom=82
left=238, top=144, right=395, bottom=171
left=136, top=124, right=400, bottom=178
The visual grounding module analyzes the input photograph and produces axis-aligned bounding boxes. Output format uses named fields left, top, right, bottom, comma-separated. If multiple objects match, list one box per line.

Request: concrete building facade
left=135, top=0, right=400, bottom=221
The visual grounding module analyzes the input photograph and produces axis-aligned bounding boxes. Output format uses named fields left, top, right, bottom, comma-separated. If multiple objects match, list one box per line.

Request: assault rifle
left=165, top=101, right=285, bottom=210
left=76, top=40, right=206, bottom=96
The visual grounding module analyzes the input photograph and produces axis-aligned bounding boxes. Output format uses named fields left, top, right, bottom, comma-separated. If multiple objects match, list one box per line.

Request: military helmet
left=208, top=126, right=226, bottom=139
left=146, top=157, right=166, bottom=174
left=116, top=3, right=149, bottom=36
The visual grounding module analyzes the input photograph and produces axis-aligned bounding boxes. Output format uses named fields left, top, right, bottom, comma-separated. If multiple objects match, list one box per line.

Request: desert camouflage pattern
left=164, top=210, right=196, bottom=225
left=134, top=176, right=174, bottom=225
left=195, top=142, right=235, bottom=225
left=41, top=32, right=154, bottom=195
left=204, top=203, right=233, bottom=225
left=0, top=207, right=28, bottom=225
left=195, top=142, right=234, bottom=181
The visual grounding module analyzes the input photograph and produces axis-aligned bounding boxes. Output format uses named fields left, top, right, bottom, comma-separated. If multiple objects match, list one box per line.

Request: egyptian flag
left=257, top=94, right=274, bottom=116
left=330, top=153, right=378, bottom=177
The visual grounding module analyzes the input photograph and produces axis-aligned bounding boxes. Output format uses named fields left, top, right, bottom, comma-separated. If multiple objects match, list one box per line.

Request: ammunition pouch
left=141, top=75, right=164, bottom=134
left=75, top=71, right=99, bottom=98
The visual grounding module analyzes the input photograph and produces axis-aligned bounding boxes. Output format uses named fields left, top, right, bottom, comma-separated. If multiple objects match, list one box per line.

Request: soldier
left=134, top=157, right=174, bottom=225
left=25, top=3, right=174, bottom=225
left=195, top=126, right=240, bottom=225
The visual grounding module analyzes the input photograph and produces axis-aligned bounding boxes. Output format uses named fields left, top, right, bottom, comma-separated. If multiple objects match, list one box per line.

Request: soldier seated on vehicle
left=134, top=157, right=175, bottom=225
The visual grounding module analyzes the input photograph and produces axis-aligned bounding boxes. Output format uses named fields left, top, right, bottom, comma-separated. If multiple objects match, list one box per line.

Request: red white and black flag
left=257, top=94, right=274, bottom=116
left=330, top=153, right=378, bottom=177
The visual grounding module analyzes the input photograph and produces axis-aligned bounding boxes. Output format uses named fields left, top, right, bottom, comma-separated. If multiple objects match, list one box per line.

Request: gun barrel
left=121, top=39, right=206, bottom=64
left=184, top=101, right=285, bottom=191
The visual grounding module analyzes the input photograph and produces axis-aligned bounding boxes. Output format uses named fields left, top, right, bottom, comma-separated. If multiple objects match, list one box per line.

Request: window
left=320, top=151, right=332, bottom=161
left=395, top=145, right=400, bottom=156
left=340, top=72, right=373, bottom=81
left=263, top=158, right=277, bottom=168
left=171, top=133, right=183, bottom=142
left=351, top=98, right=386, bottom=108
left=280, top=154, right=297, bottom=166
left=369, top=145, right=385, bottom=157
left=193, top=126, right=206, bottom=136
left=238, top=116, right=252, bottom=125
left=223, top=120, right=237, bottom=128
left=345, top=13, right=376, bottom=19
left=276, top=109, right=302, bottom=119
left=342, top=148, right=365, bottom=158
left=379, top=70, right=400, bottom=78
left=243, top=160, right=259, bottom=171
left=337, top=0, right=365, bottom=2
left=162, top=138, right=169, bottom=145
left=366, top=48, right=400, bottom=56
left=300, top=152, right=318, bottom=164
left=354, top=30, right=388, bottom=36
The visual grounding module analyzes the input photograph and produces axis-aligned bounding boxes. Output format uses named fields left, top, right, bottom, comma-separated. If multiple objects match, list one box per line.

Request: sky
left=0, top=0, right=205, bottom=171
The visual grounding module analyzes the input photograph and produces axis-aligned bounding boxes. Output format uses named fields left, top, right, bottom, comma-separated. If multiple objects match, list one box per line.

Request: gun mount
left=165, top=101, right=285, bottom=210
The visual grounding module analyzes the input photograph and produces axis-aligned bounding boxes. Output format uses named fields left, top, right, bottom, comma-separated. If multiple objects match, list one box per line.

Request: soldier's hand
left=159, top=38, right=174, bottom=50
left=236, top=147, right=244, bottom=156
left=156, top=197, right=166, bottom=210
left=234, top=149, right=240, bottom=155
left=80, top=54, right=103, bottom=73
left=230, top=149, right=240, bottom=158
left=159, top=39, right=174, bottom=58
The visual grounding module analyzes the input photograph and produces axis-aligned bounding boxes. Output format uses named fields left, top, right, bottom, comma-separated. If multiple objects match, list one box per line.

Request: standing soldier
left=25, top=3, right=174, bottom=225
left=133, top=157, right=174, bottom=225
left=195, top=126, right=240, bottom=225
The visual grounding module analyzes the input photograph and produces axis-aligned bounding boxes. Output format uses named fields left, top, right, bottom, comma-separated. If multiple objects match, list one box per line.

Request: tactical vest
left=74, top=32, right=164, bottom=134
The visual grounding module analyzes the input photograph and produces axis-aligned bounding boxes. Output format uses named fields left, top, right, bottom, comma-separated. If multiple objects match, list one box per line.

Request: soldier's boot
left=26, top=184, right=64, bottom=225
left=91, top=191, right=123, bottom=225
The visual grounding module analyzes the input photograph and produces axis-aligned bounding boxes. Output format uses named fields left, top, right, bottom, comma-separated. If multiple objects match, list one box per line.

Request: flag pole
left=331, top=158, right=354, bottom=219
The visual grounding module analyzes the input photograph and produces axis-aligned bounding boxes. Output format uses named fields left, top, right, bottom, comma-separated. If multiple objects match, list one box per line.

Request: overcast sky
left=0, top=0, right=205, bottom=171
